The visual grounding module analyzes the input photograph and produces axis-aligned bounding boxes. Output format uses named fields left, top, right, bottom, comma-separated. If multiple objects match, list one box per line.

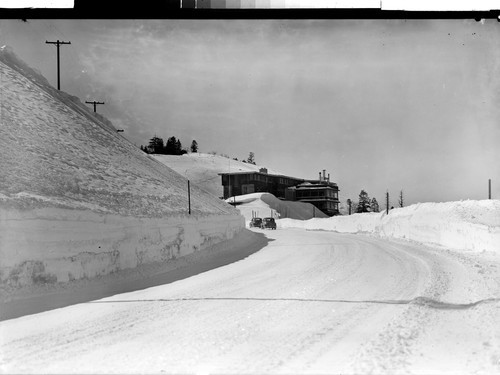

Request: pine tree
left=356, top=190, right=371, bottom=213
left=370, top=197, right=380, bottom=212
left=148, top=136, right=164, bottom=154
left=398, top=190, right=404, bottom=208
left=175, top=139, right=182, bottom=155
left=190, top=140, right=198, bottom=153
left=165, top=136, right=177, bottom=155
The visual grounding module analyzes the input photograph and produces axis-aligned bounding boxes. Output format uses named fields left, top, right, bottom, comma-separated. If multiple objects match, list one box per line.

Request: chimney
left=259, top=167, right=268, bottom=174
left=328, top=173, right=330, bottom=183
left=319, top=172, right=322, bottom=181
left=323, top=169, right=326, bottom=181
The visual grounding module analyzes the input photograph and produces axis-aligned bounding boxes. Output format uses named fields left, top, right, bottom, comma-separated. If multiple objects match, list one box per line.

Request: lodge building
left=219, top=168, right=340, bottom=216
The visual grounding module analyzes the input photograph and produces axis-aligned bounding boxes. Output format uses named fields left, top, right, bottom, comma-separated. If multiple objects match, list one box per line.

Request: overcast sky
left=1, top=19, right=499, bottom=205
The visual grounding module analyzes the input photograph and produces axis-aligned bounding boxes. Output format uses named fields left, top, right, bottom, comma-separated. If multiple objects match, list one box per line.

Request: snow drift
left=226, top=192, right=328, bottom=222
left=279, top=200, right=500, bottom=253
left=0, top=207, right=243, bottom=287
left=0, top=46, right=244, bottom=288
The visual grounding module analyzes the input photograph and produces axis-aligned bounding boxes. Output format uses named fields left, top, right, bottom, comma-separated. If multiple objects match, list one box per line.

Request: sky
left=1, top=19, right=499, bottom=205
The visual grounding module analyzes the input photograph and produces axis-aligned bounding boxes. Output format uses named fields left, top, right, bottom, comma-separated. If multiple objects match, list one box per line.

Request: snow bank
left=279, top=200, right=500, bottom=253
left=0, top=47, right=247, bottom=290
left=226, top=193, right=328, bottom=222
left=0, top=207, right=244, bottom=287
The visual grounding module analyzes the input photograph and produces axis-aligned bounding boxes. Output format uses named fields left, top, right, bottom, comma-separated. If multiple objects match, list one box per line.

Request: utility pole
left=489, top=179, right=492, bottom=199
left=45, top=40, right=71, bottom=90
left=386, top=191, right=390, bottom=214
left=187, top=180, right=191, bottom=214
left=85, top=100, right=105, bottom=113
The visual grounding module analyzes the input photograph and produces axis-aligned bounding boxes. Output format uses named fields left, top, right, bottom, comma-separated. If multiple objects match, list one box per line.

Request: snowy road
left=1, top=228, right=499, bottom=374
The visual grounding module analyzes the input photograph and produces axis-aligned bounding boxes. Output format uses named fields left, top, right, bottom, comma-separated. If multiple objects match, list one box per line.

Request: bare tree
left=247, top=152, right=255, bottom=165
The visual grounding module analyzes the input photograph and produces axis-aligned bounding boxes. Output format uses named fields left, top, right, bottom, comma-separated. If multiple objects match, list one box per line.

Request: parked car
left=249, top=217, right=262, bottom=228
left=260, top=217, right=277, bottom=230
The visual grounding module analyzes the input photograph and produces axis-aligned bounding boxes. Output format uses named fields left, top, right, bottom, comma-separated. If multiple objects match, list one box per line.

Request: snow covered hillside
left=279, top=199, right=500, bottom=253
left=0, top=46, right=244, bottom=289
left=226, top=192, right=328, bottom=221
left=153, top=153, right=281, bottom=198
left=0, top=46, right=236, bottom=217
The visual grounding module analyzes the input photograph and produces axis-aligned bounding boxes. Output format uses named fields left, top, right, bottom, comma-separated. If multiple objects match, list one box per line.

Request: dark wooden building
left=219, top=168, right=303, bottom=200
left=220, top=168, right=340, bottom=216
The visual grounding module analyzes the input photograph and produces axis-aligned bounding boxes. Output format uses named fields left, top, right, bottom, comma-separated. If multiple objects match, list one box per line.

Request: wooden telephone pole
left=85, top=101, right=105, bottom=113
left=386, top=191, right=390, bottom=214
left=188, top=180, right=191, bottom=214
left=45, top=40, right=71, bottom=90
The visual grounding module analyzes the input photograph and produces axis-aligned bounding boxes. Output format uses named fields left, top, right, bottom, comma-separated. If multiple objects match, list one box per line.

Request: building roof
left=297, top=180, right=338, bottom=188
left=218, top=170, right=305, bottom=181
left=219, top=171, right=339, bottom=188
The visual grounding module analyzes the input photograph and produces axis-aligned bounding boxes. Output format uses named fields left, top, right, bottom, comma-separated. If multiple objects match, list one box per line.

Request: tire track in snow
left=1, top=229, right=499, bottom=374
left=350, top=237, right=500, bottom=374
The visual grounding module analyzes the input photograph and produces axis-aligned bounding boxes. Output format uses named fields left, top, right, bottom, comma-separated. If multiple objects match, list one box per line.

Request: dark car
left=249, top=217, right=262, bottom=228
left=260, top=217, right=277, bottom=230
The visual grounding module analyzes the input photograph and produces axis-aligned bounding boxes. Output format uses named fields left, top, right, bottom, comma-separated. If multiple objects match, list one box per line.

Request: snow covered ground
left=279, top=199, right=500, bottom=253
left=1, top=228, right=499, bottom=374
left=225, top=193, right=499, bottom=253
left=1, top=207, right=243, bottom=287
left=0, top=47, right=236, bottom=217
left=0, top=46, right=244, bottom=289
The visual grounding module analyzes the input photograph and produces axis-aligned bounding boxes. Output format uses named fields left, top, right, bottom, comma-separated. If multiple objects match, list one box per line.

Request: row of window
left=223, top=174, right=302, bottom=186
left=315, top=201, right=339, bottom=210
left=296, top=189, right=338, bottom=199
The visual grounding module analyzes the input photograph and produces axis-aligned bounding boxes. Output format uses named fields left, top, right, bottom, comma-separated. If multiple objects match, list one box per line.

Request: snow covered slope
left=226, top=192, right=328, bottom=221
left=0, top=47, right=237, bottom=217
left=279, top=199, right=500, bottom=253
left=0, top=46, right=244, bottom=288
left=153, top=153, right=281, bottom=198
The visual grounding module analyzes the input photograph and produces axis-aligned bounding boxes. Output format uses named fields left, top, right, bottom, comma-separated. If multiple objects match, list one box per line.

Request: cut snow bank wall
left=0, top=208, right=244, bottom=287
left=279, top=200, right=500, bottom=253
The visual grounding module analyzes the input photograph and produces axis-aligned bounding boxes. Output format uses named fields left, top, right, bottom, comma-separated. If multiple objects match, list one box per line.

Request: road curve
left=1, top=228, right=499, bottom=374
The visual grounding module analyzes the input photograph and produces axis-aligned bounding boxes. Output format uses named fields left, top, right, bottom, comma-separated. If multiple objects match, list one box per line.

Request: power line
left=45, top=39, right=71, bottom=90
